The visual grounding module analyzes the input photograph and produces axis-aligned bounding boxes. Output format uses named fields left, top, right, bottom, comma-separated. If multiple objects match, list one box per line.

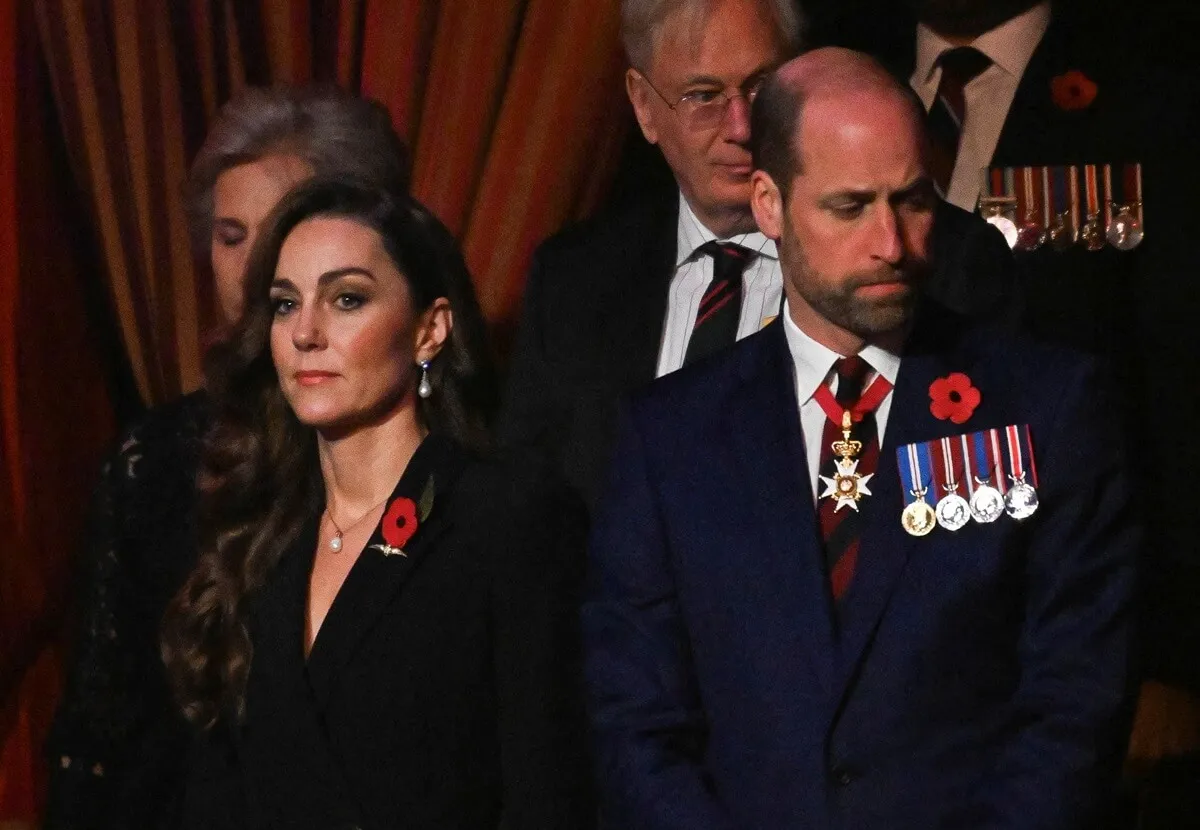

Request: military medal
left=933, top=436, right=971, bottom=531
left=1015, top=166, right=1047, bottom=251
left=902, top=489, right=937, bottom=537
left=980, top=168, right=1018, bottom=249
left=1048, top=165, right=1079, bottom=251
left=1003, top=424, right=1040, bottom=519
left=1106, top=163, right=1144, bottom=251
left=1080, top=164, right=1106, bottom=251
left=897, top=442, right=935, bottom=536
left=963, top=431, right=1005, bottom=523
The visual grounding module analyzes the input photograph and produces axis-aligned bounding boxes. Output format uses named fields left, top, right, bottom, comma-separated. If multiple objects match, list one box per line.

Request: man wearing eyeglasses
left=500, top=0, right=801, bottom=511
left=500, top=0, right=1016, bottom=513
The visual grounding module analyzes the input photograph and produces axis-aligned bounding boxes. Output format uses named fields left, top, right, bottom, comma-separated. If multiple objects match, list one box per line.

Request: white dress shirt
left=910, top=2, right=1051, bottom=211
left=782, top=304, right=902, bottom=503
left=655, top=193, right=783, bottom=378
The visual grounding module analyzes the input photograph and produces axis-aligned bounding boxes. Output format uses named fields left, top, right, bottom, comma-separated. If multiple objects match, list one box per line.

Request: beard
left=782, top=243, right=929, bottom=342
left=906, top=0, right=1044, bottom=38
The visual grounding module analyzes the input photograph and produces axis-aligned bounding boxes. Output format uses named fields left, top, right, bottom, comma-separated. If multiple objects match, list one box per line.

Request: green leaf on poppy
left=418, top=476, right=436, bottom=523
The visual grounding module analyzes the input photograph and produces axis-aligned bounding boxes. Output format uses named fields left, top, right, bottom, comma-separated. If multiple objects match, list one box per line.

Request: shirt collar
left=913, top=2, right=1051, bottom=90
left=675, top=191, right=778, bottom=268
left=782, top=300, right=903, bottom=405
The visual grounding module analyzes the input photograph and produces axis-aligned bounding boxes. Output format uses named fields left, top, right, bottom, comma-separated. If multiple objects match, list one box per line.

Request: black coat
left=180, top=435, right=594, bottom=830
left=854, top=2, right=1200, bottom=694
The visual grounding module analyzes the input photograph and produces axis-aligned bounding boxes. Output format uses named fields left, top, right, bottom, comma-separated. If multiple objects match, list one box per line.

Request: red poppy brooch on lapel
left=929, top=373, right=981, bottom=424
left=370, top=477, right=436, bottom=558
left=1051, top=70, right=1098, bottom=111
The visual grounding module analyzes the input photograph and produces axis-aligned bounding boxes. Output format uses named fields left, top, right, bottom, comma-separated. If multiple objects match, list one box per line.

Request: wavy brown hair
left=162, top=178, right=497, bottom=728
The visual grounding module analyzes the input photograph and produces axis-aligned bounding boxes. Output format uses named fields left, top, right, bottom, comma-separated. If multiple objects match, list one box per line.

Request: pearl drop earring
left=417, top=360, right=432, bottom=399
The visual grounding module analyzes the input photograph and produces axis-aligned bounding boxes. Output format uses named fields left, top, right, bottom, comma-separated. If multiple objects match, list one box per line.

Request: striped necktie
left=926, top=46, right=992, bottom=194
left=817, top=356, right=880, bottom=604
left=683, top=241, right=754, bottom=366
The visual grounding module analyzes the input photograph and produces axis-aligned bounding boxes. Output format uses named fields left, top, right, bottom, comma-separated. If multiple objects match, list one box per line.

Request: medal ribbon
left=960, top=433, right=976, bottom=497
left=1128, top=163, right=1144, bottom=225
left=988, top=428, right=1009, bottom=494
left=812, top=372, right=892, bottom=426
left=990, top=167, right=1005, bottom=198
left=1052, top=165, right=1069, bottom=225
left=1084, top=164, right=1101, bottom=217
left=1020, top=166, right=1044, bottom=225
left=1102, top=164, right=1114, bottom=227
left=1003, top=167, right=1016, bottom=202
left=1004, top=424, right=1027, bottom=484
left=898, top=442, right=928, bottom=505
left=938, top=436, right=961, bottom=491
left=1040, top=166, right=1053, bottom=228
left=1068, top=165, right=1081, bottom=232
left=970, top=429, right=999, bottom=491
left=917, top=441, right=935, bottom=496
left=1023, top=424, right=1040, bottom=487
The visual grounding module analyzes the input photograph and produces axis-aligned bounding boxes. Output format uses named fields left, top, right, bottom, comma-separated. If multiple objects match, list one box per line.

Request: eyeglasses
left=636, top=70, right=767, bottom=132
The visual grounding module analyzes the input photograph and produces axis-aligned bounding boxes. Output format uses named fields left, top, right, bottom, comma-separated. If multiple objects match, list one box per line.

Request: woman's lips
left=294, top=370, right=338, bottom=386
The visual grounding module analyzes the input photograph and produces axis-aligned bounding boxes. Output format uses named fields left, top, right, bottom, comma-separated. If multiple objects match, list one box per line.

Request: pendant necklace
left=324, top=494, right=390, bottom=553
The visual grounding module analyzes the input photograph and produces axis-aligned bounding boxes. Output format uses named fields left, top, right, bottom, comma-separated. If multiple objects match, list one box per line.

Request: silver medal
left=935, top=488, right=972, bottom=531
left=1004, top=475, right=1040, bottom=519
left=1106, top=204, right=1144, bottom=251
left=969, top=479, right=1005, bottom=523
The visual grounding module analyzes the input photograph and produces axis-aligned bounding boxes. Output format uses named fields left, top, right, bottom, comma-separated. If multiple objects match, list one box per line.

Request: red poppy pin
left=929, top=373, right=981, bottom=424
left=370, top=477, right=436, bottom=558
left=1051, top=70, right=1098, bottom=111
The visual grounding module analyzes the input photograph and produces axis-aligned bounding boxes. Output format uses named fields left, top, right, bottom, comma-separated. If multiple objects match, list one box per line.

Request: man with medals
left=815, top=0, right=1200, bottom=817
left=584, top=48, right=1138, bottom=830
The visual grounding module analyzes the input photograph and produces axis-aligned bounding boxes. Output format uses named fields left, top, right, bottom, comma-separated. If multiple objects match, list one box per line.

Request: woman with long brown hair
left=163, top=177, right=592, bottom=829
left=45, top=85, right=410, bottom=830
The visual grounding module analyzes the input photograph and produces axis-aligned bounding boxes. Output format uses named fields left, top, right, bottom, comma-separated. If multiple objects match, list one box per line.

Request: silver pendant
left=1004, top=476, right=1040, bottom=520
left=969, top=480, right=1005, bottom=524
left=329, top=533, right=343, bottom=552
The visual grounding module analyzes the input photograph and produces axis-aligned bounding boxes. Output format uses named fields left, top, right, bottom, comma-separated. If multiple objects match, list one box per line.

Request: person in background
left=500, top=0, right=1018, bottom=514
left=584, top=48, right=1136, bottom=829
left=821, top=1, right=1200, bottom=822
left=44, top=84, right=410, bottom=830
left=163, top=177, right=591, bottom=829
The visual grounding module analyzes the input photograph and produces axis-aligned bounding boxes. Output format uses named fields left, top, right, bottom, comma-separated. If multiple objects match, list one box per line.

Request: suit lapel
left=727, top=322, right=837, bottom=693
left=610, top=198, right=679, bottom=390
left=242, top=514, right=362, bottom=823
left=304, top=434, right=470, bottom=708
left=832, top=306, right=989, bottom=703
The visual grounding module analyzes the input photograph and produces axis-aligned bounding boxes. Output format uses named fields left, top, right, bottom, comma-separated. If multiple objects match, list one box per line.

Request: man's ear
left=626, top=69, right=659, bottom=145
left=751, top=170, right=784, bottom=240
left=414, top=298, right=452, bottom=365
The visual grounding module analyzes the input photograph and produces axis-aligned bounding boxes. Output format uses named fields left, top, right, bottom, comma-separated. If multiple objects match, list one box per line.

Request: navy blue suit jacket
left=584, top=303, right=1138, bottom=829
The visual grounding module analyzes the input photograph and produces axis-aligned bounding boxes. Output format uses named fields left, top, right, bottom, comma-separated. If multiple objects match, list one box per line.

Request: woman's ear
left=414, top=297, right=453, bottom=364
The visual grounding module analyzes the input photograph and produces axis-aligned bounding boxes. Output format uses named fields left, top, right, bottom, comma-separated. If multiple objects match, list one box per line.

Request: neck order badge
left=814, top=372, right=892, bottom=512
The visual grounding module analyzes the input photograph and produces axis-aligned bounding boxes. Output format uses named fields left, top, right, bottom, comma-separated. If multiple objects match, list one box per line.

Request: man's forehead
left=650, top=0, right=784, bottom=76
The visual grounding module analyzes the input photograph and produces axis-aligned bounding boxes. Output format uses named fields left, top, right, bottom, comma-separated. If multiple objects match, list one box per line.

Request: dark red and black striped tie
left=683, top=241, right=754, bottom=366
left=816, top=356, right=879, bottom=604
left=926, top=46, right=991, bottom=194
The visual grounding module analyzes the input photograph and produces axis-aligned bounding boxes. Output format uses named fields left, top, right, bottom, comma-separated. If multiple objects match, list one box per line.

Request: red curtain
left=0, top=0, right=631, bottom=821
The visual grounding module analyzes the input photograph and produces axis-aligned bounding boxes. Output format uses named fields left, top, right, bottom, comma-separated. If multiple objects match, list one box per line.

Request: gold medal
left=901, top=488, right=936, bottom=537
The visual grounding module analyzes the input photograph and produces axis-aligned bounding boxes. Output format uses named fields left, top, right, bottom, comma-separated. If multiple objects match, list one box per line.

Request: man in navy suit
left=584, top=47, right=1138, bottom=829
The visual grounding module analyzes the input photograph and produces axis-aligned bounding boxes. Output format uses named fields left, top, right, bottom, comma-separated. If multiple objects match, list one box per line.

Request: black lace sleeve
left=43, top=394, right=206, bottom=830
